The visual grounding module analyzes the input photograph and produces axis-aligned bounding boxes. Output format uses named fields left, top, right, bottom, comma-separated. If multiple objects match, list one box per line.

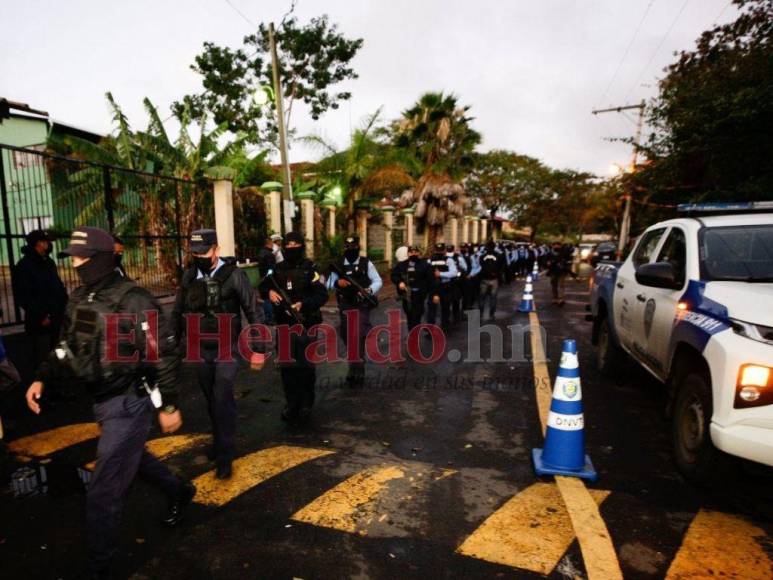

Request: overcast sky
left=2, top=0, right=738, bottom=176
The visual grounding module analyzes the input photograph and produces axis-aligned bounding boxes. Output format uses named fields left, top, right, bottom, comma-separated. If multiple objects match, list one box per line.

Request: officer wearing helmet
left=427, top=242, right=458, bottom=331
left=259, top=231, right=327, bottom=425
left=26, top=226, right=194, bottom=579
left=326, top=235, right=382, bottom=388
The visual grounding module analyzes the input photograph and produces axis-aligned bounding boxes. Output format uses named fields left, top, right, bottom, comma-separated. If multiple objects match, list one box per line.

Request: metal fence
left=0, top=144, right=214, bottom=328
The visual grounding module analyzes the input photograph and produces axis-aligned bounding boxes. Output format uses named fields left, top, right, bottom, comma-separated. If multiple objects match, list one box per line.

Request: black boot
left=163, top=482, right=196, bottom=527
left=215, top=460, right=233, bottom=480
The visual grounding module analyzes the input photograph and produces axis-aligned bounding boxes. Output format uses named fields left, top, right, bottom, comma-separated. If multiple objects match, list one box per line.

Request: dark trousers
left=280, top=366, right=316, bottom=413
left=450, top=280, right=463, bottom=323
left=197, top=350, right=239, bottom=463
left=427, top=284, right=451, bottom=329
left=402, top=291, right=426, bottom=331
left=504, top=263, right=515, bottom=284
left=339, top=305, right=371, bottom=382
left=479, top=278, right=500, bottom=316
left=88, top=392, right=181, bottom=575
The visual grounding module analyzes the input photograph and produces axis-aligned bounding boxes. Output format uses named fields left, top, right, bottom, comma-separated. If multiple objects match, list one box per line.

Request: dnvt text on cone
left=532, top=338, right=597, bottom=481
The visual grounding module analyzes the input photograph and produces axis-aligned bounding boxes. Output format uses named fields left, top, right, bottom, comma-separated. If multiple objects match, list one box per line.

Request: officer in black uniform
left=327, top=235, right=382, bottom=388
left=390, top=244, right=432, bottom=332
left=259, top=232, right=327, bottom=425
left=426, top=242, right=458, bottom=330
left=478, top=240, right=505, bottom=319
left=172, top=229, right=262, bottom=480
left=25, top=226, right=194, bottom=579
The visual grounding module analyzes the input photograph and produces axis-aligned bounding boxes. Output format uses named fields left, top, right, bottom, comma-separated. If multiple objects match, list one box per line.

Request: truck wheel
left=672, top=371, right=733, bottom=485
left=596, top=315, right=622, bottom=376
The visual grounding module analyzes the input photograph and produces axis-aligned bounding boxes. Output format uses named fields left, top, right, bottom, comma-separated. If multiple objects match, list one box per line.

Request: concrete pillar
left=462, top=216, right=470, bottom=244
left=357, top=209, right=368, bottom=257
left=296, top=192, right=315, bottom=259
left=328, top=206, right=336, bottom=238
left=471, top=218, right=480, bottom=244
left=450, top=217, right=459, bottom=250
left=403, top=208, right=415, bottom=247
left=492, top=220, right=499, bottom=241
left=383, top=206, right=395, bottom=267
left=268, top=190, right=282, bottom=236
left=214, top=180, right=235, bottom=256
left=480, top=218, right=488, bottom=242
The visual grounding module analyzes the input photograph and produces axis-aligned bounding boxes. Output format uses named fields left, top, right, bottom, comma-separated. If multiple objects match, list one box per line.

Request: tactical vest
left=430, top=255, right=449, bottom=273
left=481, top=252, right=500, bottom=279
left=183, top=263, right=237, bottom=333
left=462, top=254, right=473, bottom=273
left=274, top=260, right=322, bottom=325
left=61, top=277, right=140, bottom=385
left=335, top=257, right=371, bottom=304
left=406, top=260, right=419, bottom=287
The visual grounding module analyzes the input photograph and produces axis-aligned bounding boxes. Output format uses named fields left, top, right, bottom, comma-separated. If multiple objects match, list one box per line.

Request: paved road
left=2, top=276, right=772, bottom=579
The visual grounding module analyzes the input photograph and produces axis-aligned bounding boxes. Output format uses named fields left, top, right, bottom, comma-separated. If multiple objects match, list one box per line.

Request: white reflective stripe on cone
left=546, top=412, right=584, bottom=431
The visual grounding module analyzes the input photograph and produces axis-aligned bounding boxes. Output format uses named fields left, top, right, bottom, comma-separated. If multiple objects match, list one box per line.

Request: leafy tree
left=174, top=15, right=363, bottom=145
left=636, top=0, right=773, bottom=203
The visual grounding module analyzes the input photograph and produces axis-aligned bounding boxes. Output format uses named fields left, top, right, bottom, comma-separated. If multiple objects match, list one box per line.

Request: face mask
left=409, top=255, right=418, bottom=263
left=283, top=246, right=303, bottom=264
left=75, top=252, right=117, bottom=286
left=344, top=248, right=359, bottom=263
left=272, top=243, right=280, bottom=253
left=193, top=256, right=214, bottom=274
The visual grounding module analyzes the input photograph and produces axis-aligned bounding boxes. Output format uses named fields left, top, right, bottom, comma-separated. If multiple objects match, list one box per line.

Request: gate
left=0, top=144, right=213, bottom=327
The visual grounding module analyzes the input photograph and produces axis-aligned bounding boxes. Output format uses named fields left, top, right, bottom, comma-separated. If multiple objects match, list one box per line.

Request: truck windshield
left=700, top=224, right=773, bottom=282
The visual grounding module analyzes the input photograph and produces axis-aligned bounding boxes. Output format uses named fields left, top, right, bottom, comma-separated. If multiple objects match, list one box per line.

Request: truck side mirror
left=635, top=262, right=681, bottom=289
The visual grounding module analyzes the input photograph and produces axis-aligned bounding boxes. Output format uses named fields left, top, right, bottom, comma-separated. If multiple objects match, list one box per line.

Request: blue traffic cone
left=518, top=276, right=535, bottom=313
left=532, top=339, right=597, bottom=481
left=531, top=260, right=539, bottom=281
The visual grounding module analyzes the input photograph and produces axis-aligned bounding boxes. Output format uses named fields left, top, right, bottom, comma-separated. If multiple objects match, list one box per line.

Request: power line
left=623, top=0, right=691, bottom=103
left=223, top=0, right=256, bottom=27
left=596, top=0, right=657, bottom=107
left=713, top=0, right=733, bottom=24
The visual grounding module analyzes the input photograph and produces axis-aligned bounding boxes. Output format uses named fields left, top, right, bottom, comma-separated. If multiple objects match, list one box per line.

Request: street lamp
left=252, top=85, right=274, bottom=107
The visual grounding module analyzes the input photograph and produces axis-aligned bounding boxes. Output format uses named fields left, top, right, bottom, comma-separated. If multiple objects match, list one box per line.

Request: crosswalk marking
left=84, top=433, right=210, bottom=471
left=8, top=423, right=100, bottom=460
left=291, top=462, right=456, bottom=537
left=193, top=445, right=335, bottom=507
left=666, top=509, right=771, bottom=579
left=456, top=482, right=609, bottom=574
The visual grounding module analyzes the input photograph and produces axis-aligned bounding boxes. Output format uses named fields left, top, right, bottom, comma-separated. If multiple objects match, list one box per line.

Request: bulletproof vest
left=450, top=254, right=463, bottom=276
left=62, top=277, right=139, bottom=385
left=335, top=257, right=371, bottom=304
left=481, top=252, right=500, bottom=278
left=406, top=259, right=419, bottom=287
left=275, top=260, right=322, bottom=325
left=183, top=263, right=237, bottom=333
left=430, top=254, right=449, bottom=273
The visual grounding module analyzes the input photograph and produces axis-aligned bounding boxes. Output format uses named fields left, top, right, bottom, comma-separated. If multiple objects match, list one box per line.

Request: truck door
left=640, top=226, right=689, bottom=379
left=614, top=227, right=667, bottom=353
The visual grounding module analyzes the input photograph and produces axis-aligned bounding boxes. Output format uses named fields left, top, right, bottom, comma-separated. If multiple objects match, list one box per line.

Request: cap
left=25, top=229, right=52, bottom=246
left=395, top=246, right=409, bottom=263
left=284, top=231, right=304, bottom=245
left=344, top=235, right=360, bottom=247
left=190, top=229, right=217, bottom=254
left=434, top=242, right=446, bottom=251
left=270, top=233, right=283, bottom=242
left=58, top=226, right=114, bottom=258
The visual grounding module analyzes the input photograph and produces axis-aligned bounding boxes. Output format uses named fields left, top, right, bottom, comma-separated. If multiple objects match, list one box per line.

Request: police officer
left=478, top=240, right=505, bottom=320
left=446, top=244, right=467, bottom=324
left=391, top=244, right=432, bottom=332
left=327, top=235, right=382, bottom=388
left=427, top=242, right=458, bottom=330
left=172, top=229, right=262, bottom=480
left=25, top=227, right=194, bottom=579
left=460, top=243, right=481, bottom=310
left=259, top=232, right=327, bottom=425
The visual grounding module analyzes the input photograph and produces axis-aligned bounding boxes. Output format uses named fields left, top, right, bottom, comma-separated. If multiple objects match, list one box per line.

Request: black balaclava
left=283, top=232, right=305, bottom=265
left=75, top=251, right=118, bottom=286
left=193, top=255, right=215, bottom=275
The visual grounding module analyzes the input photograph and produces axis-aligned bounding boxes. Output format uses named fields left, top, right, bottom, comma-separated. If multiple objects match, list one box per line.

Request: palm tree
left=391, top=92, right=481, bottom=247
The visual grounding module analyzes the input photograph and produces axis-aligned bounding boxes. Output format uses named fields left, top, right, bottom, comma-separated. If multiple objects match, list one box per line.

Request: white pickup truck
left=589, top=203, right=773, bottom=483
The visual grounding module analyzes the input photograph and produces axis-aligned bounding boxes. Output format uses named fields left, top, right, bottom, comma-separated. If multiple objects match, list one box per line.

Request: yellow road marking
left=193, top=445, right=334, bottom=506
left=666, top=509, right=772, bottom=579
left=457, top=482, right=609, bottom=574
left=529, top=306, right=623, bottom=579
left=292, top=465, right=406, bottom=535
left=8, top=423, right=100, bottom=460
left=84, top=433, right=210, bottom=471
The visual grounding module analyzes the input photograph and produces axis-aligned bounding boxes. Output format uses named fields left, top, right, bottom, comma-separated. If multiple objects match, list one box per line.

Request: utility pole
left=592, top=101, right=645, bottom=259
left=269, top=22, right=294, bottom=234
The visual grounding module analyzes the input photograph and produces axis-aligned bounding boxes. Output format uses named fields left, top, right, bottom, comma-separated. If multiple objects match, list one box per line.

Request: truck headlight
left=735, top=364, right=773, bottom=408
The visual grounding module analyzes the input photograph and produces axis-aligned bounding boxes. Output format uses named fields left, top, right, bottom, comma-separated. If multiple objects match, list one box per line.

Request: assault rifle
left=329, top=263, right=379, bottom=308
left=265, top=272, right=304, bottom=325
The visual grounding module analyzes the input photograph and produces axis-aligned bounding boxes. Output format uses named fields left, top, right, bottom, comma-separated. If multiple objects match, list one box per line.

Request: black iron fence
left=0, top=144, right=213, bottom=328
